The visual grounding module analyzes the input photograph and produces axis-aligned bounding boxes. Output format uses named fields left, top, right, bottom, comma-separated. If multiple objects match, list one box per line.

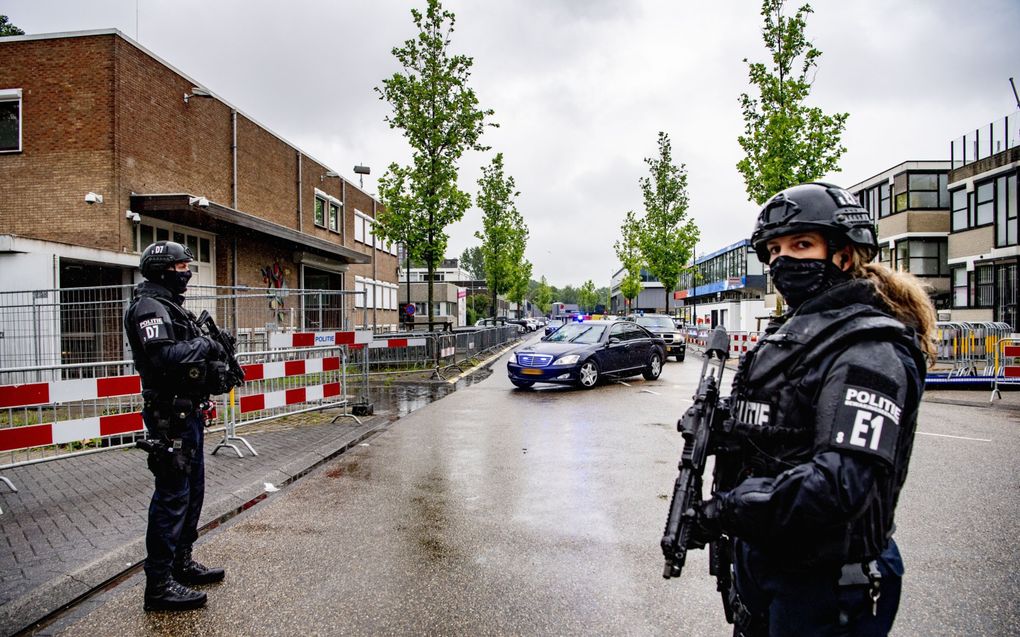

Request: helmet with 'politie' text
left=750, top=182, right=879, bottom=264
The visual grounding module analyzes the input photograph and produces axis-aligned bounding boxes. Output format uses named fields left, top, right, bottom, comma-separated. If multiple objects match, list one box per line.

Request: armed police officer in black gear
left=125, top=240, right=235, bottom=611
left=679, top=183, right=936, bottom=636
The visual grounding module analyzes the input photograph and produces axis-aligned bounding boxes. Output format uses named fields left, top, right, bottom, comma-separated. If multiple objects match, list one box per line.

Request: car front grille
left=517, top=353, right=553, bottom=367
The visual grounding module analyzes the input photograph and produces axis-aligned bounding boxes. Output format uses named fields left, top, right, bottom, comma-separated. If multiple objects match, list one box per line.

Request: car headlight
left=555, top=354, right=580, bottom=365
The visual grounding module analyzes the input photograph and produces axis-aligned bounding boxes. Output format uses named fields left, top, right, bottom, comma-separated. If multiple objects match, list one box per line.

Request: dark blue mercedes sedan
left=506, top=320, right=666, bottom=389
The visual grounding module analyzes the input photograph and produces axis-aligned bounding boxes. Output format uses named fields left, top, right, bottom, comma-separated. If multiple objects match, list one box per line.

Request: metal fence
left=0, top=282, right=524, bottom=497
left=933, top=321, right=1013, bottom=377
left=0, top=284, right=363, bottom=372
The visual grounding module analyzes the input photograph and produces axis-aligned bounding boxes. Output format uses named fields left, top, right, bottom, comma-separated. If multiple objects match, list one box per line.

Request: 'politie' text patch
left=830, top=385, right=901, bottom=464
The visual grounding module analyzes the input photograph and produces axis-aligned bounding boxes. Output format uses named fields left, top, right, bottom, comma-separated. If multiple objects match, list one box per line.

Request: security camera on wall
left=84, top=192, right=103, bottom=205
left=188, top=196, right=210, bottom=208
left=126, top=210, right=141, bottom=223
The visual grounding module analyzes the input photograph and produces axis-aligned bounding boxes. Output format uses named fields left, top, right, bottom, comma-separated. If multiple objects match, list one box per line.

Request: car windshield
left=636, top=316, right=675, bottom=329
left=546, top=323, right=605, bottom=344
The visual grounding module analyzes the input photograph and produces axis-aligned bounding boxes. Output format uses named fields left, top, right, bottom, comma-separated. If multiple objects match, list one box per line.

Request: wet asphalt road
left=52, top=339, right=1019, bottom=636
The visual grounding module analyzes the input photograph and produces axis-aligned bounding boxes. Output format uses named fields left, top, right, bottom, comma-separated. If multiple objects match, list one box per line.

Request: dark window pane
left=199, top=237, right=210, bottom=262
left=0, top=100, right=19, bottom=152
left=139, top=224, right=154, bottom=251
left=909, top=192, right=939, bottom=208
left=314, top=197, right=325, bottom=226
left=156, top=227, right=169, bottom=242
left=909, top=173, right=939, bottom=190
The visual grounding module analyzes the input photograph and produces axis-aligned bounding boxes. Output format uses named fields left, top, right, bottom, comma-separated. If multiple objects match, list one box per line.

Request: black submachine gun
left=660, top=326, right=730, bottom=580
left=196, top=310, right=245, bottom=393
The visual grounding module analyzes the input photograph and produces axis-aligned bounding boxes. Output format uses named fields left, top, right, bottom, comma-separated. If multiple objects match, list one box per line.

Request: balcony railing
left=951, top=110, right=1020, bottom=170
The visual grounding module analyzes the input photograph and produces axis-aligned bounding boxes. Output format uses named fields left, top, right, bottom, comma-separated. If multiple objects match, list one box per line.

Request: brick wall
left=1, top=32, right=398, bottom=299
left=0, top=36, right=119, bottom=250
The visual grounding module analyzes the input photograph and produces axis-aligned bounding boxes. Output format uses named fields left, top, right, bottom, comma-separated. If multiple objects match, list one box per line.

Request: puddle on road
left=369, top=366, right=493, bottom=417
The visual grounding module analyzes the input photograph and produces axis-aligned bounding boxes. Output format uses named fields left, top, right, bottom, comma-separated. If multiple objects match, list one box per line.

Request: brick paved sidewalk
left=0, top=410, right=388, bottom=637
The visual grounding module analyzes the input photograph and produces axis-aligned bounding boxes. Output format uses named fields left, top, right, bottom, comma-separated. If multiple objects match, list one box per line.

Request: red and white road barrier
left=238, top=382, right=343, bottom=414
left=0, top=375, right=141, bottom=410
left=729, top=332, right=761, bottom=354
left=0, top=412, right=143, bottom=453
left=268, top=330, right=373, bottom=349
left=349, top=337, right=427, bottom=351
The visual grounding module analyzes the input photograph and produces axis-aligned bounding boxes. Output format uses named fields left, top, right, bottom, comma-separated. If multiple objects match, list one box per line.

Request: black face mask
left=160, top=268, right=192, bottom=294
left=769, top=256, right=851, bottom=310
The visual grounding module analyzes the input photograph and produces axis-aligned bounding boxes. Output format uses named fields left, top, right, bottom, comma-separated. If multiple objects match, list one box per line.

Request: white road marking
left=917, top=431, right=991, bottom=443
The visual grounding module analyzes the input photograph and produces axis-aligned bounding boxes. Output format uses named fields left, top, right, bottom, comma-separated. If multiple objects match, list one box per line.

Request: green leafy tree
left=578, top=280, right=598, bottom=313
left=375, top=0, right=494, bottom=325
left=620, top=271, right=643, bottom=311
left=555, top=285, right=579, bottom=306
left=509, top=260, right=533, bottom=317
left=635, top=132, right=699, bottom=314
left=466, top=293, right=490, bottom=325
left=737, top=0, right=849, bottom=204
left=534, top=276, right=553, bottom=315
left=476, top=153, right=528, bottom=318
left=458, top=246, right=485, bottom=279
left=0, top=15, right=25, bottom=36
left=614, top=209, right=645, bottom=311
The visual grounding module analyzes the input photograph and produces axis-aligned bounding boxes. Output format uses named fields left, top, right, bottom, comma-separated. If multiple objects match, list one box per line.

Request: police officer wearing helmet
left=124, top=240, right=227, bottom=611
left=690, top=183, right=936, bottom=636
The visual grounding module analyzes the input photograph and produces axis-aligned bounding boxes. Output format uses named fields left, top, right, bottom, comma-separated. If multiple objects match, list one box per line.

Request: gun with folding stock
left=660, top=326, right=730, bottom=579
left=196, top=310, right=245, bottom=393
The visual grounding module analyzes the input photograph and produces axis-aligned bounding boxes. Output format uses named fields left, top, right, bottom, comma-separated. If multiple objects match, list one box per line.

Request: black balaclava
left=769, top=239, right=851, bottom=310
left=158, top=266, right=192, bottom=295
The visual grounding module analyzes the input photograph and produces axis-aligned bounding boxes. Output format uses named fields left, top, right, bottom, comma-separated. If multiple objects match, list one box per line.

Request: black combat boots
left=144, top=574, right=207, bottom=611
left=172, top=547, right=225, bottom=585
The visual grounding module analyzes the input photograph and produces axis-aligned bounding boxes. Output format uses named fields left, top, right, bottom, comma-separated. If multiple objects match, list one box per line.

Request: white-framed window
left=313, top=196, right=326, bottom=228
left=354, top=212, right=366, bottom=243
left=365, top=217, right=374, bottom=247
left=0, top=88, right=23, bottom=153
left=354, top=277, right=365, bottom=308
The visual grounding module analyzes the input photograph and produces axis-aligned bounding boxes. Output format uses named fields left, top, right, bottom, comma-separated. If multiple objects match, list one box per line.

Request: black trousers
left=733, top=539, right=903, bottom=637
left=143, top=411, right=205, bottom=579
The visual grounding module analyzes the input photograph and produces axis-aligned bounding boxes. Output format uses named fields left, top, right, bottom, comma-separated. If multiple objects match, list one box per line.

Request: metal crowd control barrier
left=430, top=326, right=523, bottom=380
left=933, top=321, right=1013, bottom=378
left=0, top=359, right=224, bottom=491
left=990, top=337, right=1020, bottom=402
left=217, top=343, right=364, bottom=457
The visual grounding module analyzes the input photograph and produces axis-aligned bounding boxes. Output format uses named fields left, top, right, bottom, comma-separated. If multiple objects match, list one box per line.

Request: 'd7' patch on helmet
left=830, top=385, right=901, bottom=464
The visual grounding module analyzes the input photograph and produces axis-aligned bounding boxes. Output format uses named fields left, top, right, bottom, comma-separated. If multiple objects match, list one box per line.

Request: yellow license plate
left=521, top=368, right=544, bottom=375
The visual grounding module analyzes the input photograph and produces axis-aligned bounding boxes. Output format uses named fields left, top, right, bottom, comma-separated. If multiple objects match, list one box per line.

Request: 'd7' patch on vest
left=830, top=385, right=901, bottom=464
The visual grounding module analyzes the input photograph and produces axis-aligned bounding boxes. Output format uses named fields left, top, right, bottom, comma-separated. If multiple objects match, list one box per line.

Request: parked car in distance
left=544, top=319, right=565, bottom=336
left=507, top=320, right=667, bottom=389
left=475, top=317, right=526, bottom=334
left=627, top=314, right=686, bottom=361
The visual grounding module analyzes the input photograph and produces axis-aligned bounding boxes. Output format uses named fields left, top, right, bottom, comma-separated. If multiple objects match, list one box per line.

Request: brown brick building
left=0, top=29, right=400, bottom=339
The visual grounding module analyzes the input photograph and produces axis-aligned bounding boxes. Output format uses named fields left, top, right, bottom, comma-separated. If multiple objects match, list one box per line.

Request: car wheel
left=510, top=379, right=535, bottom=389
left=643, top=353, right=662, bottom=380
left=577, top=360, right=600, bottom=389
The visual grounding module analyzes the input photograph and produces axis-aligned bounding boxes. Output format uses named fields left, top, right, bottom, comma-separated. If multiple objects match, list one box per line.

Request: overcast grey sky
left=5, top=0, right=1019, bottom=287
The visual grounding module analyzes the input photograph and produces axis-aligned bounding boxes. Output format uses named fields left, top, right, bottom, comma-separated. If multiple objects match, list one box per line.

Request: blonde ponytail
left=847, top=248, right=937, bottom=366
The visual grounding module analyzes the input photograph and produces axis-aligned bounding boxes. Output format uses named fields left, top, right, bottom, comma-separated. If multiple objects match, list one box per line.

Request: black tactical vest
left=726, top=300, right=925, bottom=562
left=124, top=282, right=203, bottom=394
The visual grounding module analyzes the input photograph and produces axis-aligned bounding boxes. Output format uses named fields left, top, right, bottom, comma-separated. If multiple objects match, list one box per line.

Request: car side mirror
left=608, top=336, right=621, bottom=345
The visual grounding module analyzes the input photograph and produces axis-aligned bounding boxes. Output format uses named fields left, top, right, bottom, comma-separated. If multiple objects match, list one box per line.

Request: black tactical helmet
left=140, top=241, right=194, bottom=281
left=750, top=182, right=879, bottom=264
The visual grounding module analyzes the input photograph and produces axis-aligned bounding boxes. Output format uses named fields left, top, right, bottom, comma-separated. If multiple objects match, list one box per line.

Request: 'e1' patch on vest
left=830, top=385, right=900, bottom=464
